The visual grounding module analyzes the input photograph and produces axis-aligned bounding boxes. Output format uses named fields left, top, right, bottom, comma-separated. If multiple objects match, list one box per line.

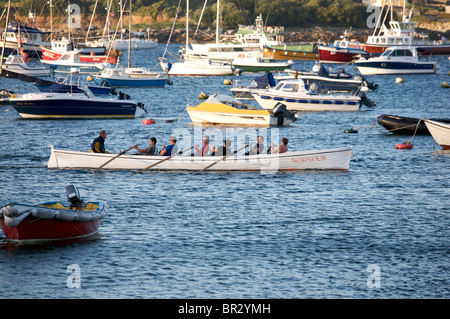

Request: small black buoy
left=344, top=128, right=358, bottom=133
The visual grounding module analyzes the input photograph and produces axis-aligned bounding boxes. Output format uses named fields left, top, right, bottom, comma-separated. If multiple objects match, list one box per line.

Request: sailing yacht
left=92, top=0, right=168, bottom=87
left=159, top=0, right=234, bottom=76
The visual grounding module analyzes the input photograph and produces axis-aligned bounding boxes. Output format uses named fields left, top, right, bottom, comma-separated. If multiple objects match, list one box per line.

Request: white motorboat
left=1, top=54, right=50, bottom=76
left=354, top=46, right=439, bottom=75
left=47, top=145, right=354, bottom=171
left=251, top=79, right=372, bottom=112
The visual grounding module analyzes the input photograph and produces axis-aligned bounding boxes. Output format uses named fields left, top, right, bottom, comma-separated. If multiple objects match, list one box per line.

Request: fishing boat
left=8, top=85, right=146, bottom=119
left=318, top=39, right=369, bottom=63
left=0, top=21, right=51, bottom=59
left=231, top=56, right=292, bottom=73
left=354, top=46, right=438, bottom=75
left=90, top=67, right=168, bottom=88
left=424, top=119, right=450, bottom=149
left=359, top=2, right=450, bottom=56
left=0, top=185, right=109, bottom=244
left=1, top=54, right=50, bottom=76
left=185, top=14, right=283, bottom=62
left=41, top=50, right=109, bottom=74
left=262, top=45, right=319, bottom=61
left=251, top=79, right=374, bottom=112
left=47, top=145, right=354, bottom=171
left=231, top=72, right=277, bottom=100
left=186, top=93, right=298, bottom=126
left=377, top=114, right=450, bottom=135
left=40, top=38, right=118, bottom=64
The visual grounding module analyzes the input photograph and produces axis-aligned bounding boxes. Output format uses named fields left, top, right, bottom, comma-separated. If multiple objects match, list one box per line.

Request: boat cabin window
left=280, top=83, right=299, bottom=92
left=59, top=54, right=71, bottom=61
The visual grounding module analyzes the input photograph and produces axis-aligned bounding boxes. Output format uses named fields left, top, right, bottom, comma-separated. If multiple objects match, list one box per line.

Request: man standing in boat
left=91, top=130, right=109, bottom=153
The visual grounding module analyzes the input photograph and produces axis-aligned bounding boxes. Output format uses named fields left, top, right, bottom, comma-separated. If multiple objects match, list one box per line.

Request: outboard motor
left=358, top=91, right=377, bottom=108
left=354, top=75, right=379, bottom=91
left=272, top=103, right=298, bottom=125
left=66, top=185, right=83, bottom=208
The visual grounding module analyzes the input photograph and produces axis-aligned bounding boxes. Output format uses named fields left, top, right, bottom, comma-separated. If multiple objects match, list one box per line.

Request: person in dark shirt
left=91, top=130, right=108, bottom=153
left=246, top=135, right=265, bottom=155
left=160, top=135, right=179, bottom=156
left=134, top=137, right=157, bottom=155
left=211, top=139, right=232, bottom=156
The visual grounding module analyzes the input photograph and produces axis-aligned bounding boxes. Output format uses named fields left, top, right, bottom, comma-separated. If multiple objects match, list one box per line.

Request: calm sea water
left=0, top=44, right=448, bottom=299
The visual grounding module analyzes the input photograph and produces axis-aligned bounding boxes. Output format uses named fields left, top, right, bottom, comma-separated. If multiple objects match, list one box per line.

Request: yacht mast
left=216, top=0, right=219, bottom=44
left=0, top=0, right=11, bottom=74
left=128, top=0, right=131, bottom=68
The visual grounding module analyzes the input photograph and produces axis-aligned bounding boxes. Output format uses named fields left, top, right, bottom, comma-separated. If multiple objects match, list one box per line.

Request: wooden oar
left=92, top=144, right=137, bottom=172
left=197, top=144, right=249, bottom=173
left=134, top=146, right=194, bottom=174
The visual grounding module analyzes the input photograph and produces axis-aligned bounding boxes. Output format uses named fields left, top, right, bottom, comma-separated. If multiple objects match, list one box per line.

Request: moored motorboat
left=424, top=119, right=450, bottom=149
left=8, top=86, right=146, bottom=119
left=354, top=47, right=438, bottom=75
left=41, top=51, right=109, bottom=74
left=47, top=145, right=354, bottom=171
left=1, top=54, right=50, bottom=76
left=251, top=79, right=374, bottom=112
left=231, top=57, right=293, bottom=73
left=318, top=36, right=369, bottom=63
left=262, top=44, right=319, bottom=61
left=377, top=114, right=450, bottom=135
left=186, top=93, right=298, bottom=126
left=0, top=185, right=109, bottom=244
left=91, top=67, right=169, bottom=88
left=231, top=72, right=277, bottom=100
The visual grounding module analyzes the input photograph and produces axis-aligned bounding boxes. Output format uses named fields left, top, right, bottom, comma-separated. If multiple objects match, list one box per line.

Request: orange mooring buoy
left=143, top=118, right=156, bottom=125
left=396, top=142, right=413, bottom=149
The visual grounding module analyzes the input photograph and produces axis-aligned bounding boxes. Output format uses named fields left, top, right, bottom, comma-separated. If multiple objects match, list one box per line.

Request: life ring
left=237, top=53, right=244, bottom=59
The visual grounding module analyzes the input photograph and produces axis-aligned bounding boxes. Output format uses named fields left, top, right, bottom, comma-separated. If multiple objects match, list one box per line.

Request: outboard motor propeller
left=272, top=103, right=298, bottom=124
left=66, top=185, right=83, bottom=208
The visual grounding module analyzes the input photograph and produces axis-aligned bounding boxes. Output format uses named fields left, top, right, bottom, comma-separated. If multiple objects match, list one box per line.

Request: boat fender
left=441, top=82, right=449, bottom=88
left=31, top=207, right=56, bottom=219
left=199, top=92, right=208, bottom=100
left=74, top=213, right=92, bottom=222
left=166, top=78, right=173, bottom=85
left=396, top=142, right=413, bottom=149
left=86, top=75, right=93, bottom=82
left=3, top=211, right=31, bottom=227
left=56, top=210, right=76, bottom=222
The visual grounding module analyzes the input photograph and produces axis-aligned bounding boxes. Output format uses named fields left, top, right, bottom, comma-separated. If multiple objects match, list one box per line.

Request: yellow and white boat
left=186, top=94, right=298, bottom=126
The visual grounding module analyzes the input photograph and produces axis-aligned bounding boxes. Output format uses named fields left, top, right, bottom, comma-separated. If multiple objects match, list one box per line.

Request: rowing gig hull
left=47, top=146, right=354, bottom=171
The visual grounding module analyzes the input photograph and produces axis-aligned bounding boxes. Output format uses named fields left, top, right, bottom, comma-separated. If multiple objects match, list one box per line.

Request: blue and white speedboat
left=8, top=86, right=145, bottom=119
left=354, top=47, right=439, bottom=75
left=90, top=67, right=168, bottom=88
left=251, top=79, right=374, bottom=112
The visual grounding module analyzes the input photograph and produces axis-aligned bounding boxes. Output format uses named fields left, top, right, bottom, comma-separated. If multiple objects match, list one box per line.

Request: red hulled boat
left=0, top=185, right=109, bottom=244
